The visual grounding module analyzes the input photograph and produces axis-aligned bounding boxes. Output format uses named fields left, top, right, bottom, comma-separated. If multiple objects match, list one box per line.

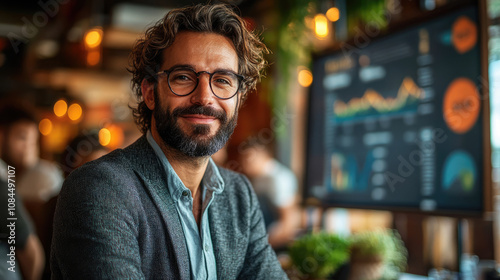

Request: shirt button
left=182, top=190, right=189, bottom=197
left=204, top=244, right=209, bottom=252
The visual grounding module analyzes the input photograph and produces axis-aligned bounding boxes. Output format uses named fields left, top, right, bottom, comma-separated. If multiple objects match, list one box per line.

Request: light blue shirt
left=146, top=131, right=223, bottom=280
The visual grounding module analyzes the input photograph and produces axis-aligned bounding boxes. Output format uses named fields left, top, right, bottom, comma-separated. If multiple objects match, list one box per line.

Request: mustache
left=172, top=105, right=227, bottom=122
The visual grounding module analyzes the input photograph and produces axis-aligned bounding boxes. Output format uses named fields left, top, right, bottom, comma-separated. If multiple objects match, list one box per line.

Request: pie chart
left=441, top=150, right=477, bottom=193
left=443, top=78, right=480, bottom=134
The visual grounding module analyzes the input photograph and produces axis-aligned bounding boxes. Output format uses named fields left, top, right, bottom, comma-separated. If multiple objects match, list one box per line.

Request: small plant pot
left=347, top=255, right=384, bottom=280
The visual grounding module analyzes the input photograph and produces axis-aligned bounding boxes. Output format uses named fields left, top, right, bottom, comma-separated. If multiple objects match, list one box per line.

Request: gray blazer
left=51, top=136, right=288, bottom=279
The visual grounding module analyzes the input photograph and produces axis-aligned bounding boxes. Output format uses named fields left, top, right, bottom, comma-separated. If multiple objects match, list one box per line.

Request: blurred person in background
left=0, top=104, right=63, bottom=203
left=238, top=137, right=301, bottom=251
left=0, top=109, right=45, bottom=280
left=60, top=132, right=109, bottom=178
left=51, top=4, right=287, bottom=279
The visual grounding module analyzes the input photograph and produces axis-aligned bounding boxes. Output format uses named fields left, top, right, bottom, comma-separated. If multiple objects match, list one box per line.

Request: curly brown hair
left=129, top=4, right=269, bottom=134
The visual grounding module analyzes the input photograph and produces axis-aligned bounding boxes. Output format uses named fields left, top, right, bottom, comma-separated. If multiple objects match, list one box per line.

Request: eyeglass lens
left=168, top=68, right=240, bottom=99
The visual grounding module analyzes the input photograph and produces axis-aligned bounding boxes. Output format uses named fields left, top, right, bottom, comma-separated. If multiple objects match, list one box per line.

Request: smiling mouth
left=180, top=114, right=218, bottom=124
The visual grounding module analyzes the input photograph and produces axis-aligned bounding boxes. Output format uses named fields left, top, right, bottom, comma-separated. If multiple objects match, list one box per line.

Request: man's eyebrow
left=167, top=64, right=196, bottom=71
left=166, top=64, right=238, bottom=73
left=213, top=68, right=239, bottom=73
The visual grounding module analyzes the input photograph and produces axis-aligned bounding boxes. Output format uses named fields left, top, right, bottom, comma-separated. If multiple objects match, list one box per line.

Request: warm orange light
left=298, top=69, right=313, bottom=87
left=107, top=125, right=124, bottom=149
left=87, top=50, right=100, bottom=66
left=326, top=7, right=340, bottom=22
left=39, top=118, right=53, bottom=136
left=53, top=99, right=67, bottom=117
left=41, top=121, right=70, bottom=153
left=304, top=16, right=314, bottom=29
left=99, top=128, right=111, bottom=146
left=84, top=29, right=102, bottom=49
left=314, top=14, right=329, bottom=38
left=98, top=125, right=124, bottom=149
left=68, top=103, right=83, bottom=121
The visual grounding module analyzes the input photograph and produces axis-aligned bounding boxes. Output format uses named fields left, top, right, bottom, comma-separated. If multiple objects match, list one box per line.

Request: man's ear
left=236, top=90, right=245, bottom=110
left=141, top=79, right=155, bottom=110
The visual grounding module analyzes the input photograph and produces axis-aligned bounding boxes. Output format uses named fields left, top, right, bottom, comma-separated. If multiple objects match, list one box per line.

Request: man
left=0, top=104, right=45, bottom=280
left=51, top=4, right=288, bottom=280
left=0, top=164, right=45, bottom=280
left=0, top=104, right=63, bottom=202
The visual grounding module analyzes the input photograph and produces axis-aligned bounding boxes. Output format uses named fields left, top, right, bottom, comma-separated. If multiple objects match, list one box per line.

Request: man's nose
left=190, top=74, right=215, bottom=105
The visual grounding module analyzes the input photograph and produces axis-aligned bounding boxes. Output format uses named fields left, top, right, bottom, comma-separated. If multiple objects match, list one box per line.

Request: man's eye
left=177, top=75, right=189, bottom=80
left=215, top=77, right=231, bottom=85
left=213, top=74, right=236, bottom=87
left=171, top=73, right=195, bottom=82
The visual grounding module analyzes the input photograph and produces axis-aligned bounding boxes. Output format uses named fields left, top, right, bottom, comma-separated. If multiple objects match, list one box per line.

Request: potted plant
left=289, top=232, right=350, bottom=279
left=348, top=229, right=408, bottom=280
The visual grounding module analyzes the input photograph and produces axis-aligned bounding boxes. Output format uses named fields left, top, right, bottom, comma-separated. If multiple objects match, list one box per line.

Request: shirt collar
left=146, top=130, right=224, bottom=200
left=202, top=157, right=224, bottom=194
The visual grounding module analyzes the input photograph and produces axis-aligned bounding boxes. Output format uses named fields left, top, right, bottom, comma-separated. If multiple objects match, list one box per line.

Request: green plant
left=349, top=229, right=408, bottom=280
left=289, top=232, right=350, bottom=279
left=260, top=0, right=314, bottom=141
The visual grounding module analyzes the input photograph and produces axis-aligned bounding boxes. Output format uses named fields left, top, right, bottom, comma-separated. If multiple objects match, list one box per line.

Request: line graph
left=333, top=77, right=425, bottom=122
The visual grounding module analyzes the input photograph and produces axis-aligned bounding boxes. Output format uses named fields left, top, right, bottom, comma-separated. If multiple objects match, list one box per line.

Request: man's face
left=149, top=32, right=240, bottom=157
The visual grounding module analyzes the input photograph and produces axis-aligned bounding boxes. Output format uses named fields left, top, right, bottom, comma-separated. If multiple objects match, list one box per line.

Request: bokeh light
left=99, top=128, right=111, bottom=146
left=68, top=103, right=83, bottom=121
left=314, top=14, right=329, bottom=38
left=53, top=99, right=68, bottom=117
left=84, top=29, right=103, bottom=49
left=39, top=118, right=53, bottom=136
left=107, top=124, right=124, bottom=149
left=326, top=7, right=340, bottom=22
left=298, top=69, right=313, bottom=87
left=87, top=50, right=100, bottom=66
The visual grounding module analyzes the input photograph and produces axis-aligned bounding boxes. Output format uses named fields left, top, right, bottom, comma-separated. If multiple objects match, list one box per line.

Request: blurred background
left=0, top=0, right=499, bottom=279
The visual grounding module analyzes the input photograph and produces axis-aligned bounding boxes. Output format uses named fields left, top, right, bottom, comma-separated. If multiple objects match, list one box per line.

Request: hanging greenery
left=261, top=0, right=315, bottom=139
left=346, top=0, right=388, bottom=37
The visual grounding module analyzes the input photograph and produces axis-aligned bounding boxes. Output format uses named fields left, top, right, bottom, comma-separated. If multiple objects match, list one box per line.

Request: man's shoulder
left=62, top=150, right=129, bottom=200
left=64, top=136, right=152, bottom=188
left=60, top=138, right=153, bottom=206
left=217, top=165, right=244, bottom=182
left=215, top=166, right=257, bottom=203
left=71, top=147, right=127, bottom=177
left=216, top=166, right=250, bottom=189
left=69, top=135, right=149, bottom=176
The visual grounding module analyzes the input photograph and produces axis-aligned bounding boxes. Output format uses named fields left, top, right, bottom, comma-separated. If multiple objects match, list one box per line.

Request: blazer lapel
left=209, top=189, right=244, bottom=280
left=124, top=136, right=190, bottom=279
left=208, top=200, right=229, bottom=279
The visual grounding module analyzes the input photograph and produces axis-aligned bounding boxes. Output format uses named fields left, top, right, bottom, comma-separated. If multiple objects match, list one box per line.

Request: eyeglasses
left=156, top=67, right=245, bottom=100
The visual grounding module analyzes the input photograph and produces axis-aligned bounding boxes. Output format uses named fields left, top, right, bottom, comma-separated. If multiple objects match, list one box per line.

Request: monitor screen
left=305, top=4, right=489, bottom=215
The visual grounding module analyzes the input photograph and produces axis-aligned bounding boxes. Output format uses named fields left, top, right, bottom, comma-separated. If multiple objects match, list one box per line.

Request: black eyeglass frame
left=156, top=67, right=246, bottom=100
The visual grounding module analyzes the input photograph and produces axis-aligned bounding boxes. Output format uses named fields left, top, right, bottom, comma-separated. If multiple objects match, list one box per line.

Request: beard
left=153, top=91, right=238, bottom=158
